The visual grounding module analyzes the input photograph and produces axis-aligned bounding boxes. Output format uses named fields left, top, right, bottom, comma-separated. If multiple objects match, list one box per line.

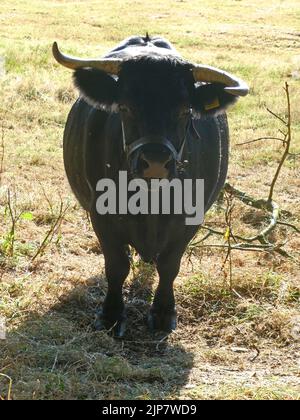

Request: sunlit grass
left=0, top=0, right=299, bottom=401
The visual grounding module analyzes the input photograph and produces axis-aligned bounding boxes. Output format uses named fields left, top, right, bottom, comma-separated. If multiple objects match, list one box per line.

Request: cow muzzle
left=126, top=137, right=177, bottom=179
left=139, top=153, right=172, bottom=179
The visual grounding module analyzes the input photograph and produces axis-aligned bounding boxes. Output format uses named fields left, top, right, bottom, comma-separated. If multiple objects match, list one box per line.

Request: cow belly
left=99, top=213, right=190, bottom=263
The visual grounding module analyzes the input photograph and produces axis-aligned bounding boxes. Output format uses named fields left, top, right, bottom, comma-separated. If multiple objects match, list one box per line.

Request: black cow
left=52, top=35, right=248, bottom=336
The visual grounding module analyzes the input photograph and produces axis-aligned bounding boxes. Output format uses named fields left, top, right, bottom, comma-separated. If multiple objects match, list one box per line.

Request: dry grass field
left=0, top=0, right=299, bottom=400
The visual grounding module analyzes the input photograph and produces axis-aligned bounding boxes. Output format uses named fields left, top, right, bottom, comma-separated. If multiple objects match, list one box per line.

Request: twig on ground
left=277, top=221, right=300, bottom=233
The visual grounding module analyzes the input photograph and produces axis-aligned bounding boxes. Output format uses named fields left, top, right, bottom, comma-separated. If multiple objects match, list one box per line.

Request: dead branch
left=237, top=136, right=287, bottom=146
left=190, top=82, right=298, bottom=263
left=190, top=199, right=292, bottom=258
left=266, top=106, right=287, bottom=126
left=224, top=182, right=291, bottom=217
left=277, top=221, right=300, bottom=233
left=267, top=82, right=292, bottom=203
left=234, top=83, right=293, bottom=206
left=224, top=183, right=273, bottom=212
left=198, top=202, right=279, bottom=244
left=190, top=243, right=275, bottom=252
left=221, top=192, right=235, bottom=289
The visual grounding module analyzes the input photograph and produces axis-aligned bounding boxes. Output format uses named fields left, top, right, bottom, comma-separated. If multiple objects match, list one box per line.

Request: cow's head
left=53, top=40, right=248, bottom=179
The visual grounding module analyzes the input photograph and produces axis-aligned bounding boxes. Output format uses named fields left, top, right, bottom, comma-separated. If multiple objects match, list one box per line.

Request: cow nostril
left=139, top=155, right=150, bottom=170
left=138, top=153, right=173, bottom=178
left=141, top=154, right=172, bottom=168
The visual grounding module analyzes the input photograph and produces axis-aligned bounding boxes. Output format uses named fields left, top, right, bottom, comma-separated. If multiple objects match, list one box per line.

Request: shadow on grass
left=0, top=263, right=194, bottom=400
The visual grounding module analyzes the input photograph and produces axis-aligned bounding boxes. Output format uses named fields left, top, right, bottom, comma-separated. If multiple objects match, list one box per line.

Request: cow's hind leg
left=148, top=247, right=184, bottom=332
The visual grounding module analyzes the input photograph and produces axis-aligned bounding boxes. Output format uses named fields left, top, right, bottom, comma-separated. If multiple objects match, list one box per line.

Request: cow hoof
left=147, top=308, right=177, bottom=332
left=95, top=311, right=126, bottom=338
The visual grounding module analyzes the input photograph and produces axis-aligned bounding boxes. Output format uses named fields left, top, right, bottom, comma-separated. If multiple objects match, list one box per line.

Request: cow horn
left=52, top=42, right=122, bottom=75
left=192, top=64, right=249, bottom=96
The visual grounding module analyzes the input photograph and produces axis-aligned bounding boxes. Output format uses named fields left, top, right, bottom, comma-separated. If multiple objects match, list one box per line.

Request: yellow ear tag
left=205, top=97, right=220, bottom=111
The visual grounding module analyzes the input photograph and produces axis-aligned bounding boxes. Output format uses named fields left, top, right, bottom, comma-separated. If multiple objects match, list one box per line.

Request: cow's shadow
left=3, top=262, right=194, bottom=399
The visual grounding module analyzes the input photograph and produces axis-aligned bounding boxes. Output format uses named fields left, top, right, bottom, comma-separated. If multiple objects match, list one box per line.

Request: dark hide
left=63, top=35, right=235, bottom=336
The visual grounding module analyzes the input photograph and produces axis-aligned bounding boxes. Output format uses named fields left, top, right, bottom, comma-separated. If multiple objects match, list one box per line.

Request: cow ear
left=191, top=83, right=238, bottom=116
left=73, top=68, right=118, bottom=110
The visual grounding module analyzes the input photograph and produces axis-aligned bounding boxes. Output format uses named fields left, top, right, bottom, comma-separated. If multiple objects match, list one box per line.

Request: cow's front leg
left=148, top=248, right=184, bottom=332
left=90, top=210, right=131, bottom=337
left=95, top=241, right=130, bottom=337
left=90, top=211, right=130, bottom=336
